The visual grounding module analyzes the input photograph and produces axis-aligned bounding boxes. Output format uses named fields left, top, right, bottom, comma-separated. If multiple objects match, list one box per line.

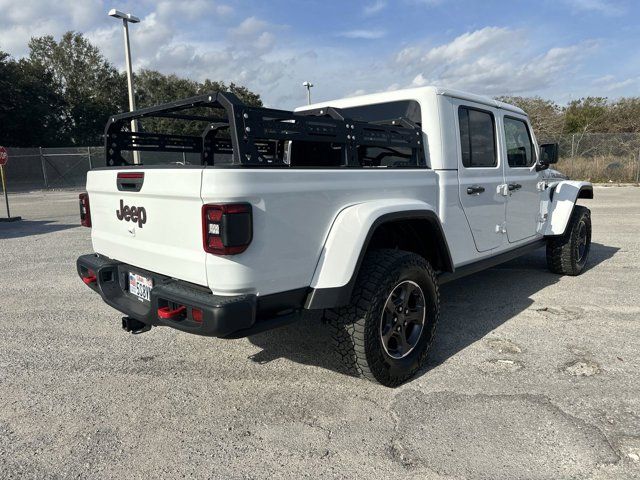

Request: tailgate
left=87, top=168, right=207, bottom=286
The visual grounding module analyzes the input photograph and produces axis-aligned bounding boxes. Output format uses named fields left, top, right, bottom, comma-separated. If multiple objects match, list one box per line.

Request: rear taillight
left=202, top=203, right=252, bottom=255
left=79, top=192, right=91, bottom=227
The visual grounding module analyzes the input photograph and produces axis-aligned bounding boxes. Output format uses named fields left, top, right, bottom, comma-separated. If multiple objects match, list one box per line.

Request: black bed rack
left=104, top=91, right=425, bottom=167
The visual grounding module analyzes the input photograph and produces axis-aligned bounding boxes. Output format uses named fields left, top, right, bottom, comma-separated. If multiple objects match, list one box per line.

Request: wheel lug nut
left=393, top=317, right=397, bottom=323
left=404, top=321, right=407, bottom=326
left=405, top=309, right=409, bottom=314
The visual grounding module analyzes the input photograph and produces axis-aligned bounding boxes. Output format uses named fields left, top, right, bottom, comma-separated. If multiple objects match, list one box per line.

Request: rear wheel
left=546, top=205, right=592, bottom=275
left=324, top=249, right=439, bottom=387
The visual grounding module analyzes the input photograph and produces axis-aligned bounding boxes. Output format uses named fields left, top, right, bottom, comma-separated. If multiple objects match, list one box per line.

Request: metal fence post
left=636, top=147, right=640, bottom=184
left=87, top=146, right=93, bottom=170
left=571, top=134, right=575, bottom=157
left=39, top=147, right=49, bottom=189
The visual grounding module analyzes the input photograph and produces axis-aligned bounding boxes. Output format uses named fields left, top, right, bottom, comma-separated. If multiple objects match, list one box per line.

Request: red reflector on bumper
left=82, top=269, right=96, bottom=284
left=157, top=305, right=186, bottom=319
left=192, top=308, right=203, bottom=323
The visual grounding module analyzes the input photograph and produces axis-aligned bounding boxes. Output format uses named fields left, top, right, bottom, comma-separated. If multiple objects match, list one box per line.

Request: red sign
left=0, top=146, right=8, bottom=166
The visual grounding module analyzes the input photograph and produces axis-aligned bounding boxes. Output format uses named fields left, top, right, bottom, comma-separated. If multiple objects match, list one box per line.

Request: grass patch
left=556, top=156, right=640, bottom=183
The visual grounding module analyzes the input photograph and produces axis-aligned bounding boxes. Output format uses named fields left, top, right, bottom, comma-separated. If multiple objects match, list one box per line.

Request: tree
left=562, top=97, right=609, bottom=135
left=135, top=70, right=263, bottom=135
left=606, top=98, right=640, bottom=133
left=2, top=33, right=263, bottom=148
left=496, top=96, right=564, bottom=141
left=0, top=51, right=66, bottom=147
left=562, top=97, right=611, bottom=156
left=28, top=32, right=128, bottom=145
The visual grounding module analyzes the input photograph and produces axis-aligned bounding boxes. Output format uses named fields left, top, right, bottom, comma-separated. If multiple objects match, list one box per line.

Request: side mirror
left=537, top=143, right=559, bottom=171
left=540, top=143, right=559, bottom=164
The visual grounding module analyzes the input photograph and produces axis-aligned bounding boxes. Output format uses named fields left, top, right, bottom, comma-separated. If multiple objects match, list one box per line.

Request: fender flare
left=544, top=181, right=593, bottom=237
left=304, top=200, right=453, bottom=309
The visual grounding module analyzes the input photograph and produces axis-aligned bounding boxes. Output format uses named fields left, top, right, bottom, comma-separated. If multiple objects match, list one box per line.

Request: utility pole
left=109, top=9, right=141, bottom=164
left=302, top=81, right=314, bottom=105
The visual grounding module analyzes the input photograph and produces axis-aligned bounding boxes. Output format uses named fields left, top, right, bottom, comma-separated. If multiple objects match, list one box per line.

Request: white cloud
left=363, top=0, right=387, bottom=15
left=592, top=75, right=639, bottom=91
left=0, top=0, right=102, bottom=56
left=0, top=1, right=608, bottom=109
left=391, top=27, right=595, bottom=96
left=230, top=16, right=269, bottom=37
left=592, top=74, right=615, bottom=85
left=564, top=0, right=624, bottom=15
left=229, top=16, right=281, bottom=53
left=407, top=0, right=443, bottom=6
left=421, top=27, right=515, bottom=65
left=346, top=88, right=367, bottom=97
left=339, top=29, right=386, bottom=39
left=395, top=45, right=423, bottom=65
left=156, top=0, right=233, bottom=20
left=411, top=73, right=427, bottom=87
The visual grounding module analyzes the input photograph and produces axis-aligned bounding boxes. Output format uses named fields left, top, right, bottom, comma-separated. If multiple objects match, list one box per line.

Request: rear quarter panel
left=201, top=169, right=440, bottom=296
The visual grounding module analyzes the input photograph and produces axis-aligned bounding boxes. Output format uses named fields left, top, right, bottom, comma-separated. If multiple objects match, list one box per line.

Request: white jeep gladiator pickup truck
left=77, top=86, right=593, bottom=386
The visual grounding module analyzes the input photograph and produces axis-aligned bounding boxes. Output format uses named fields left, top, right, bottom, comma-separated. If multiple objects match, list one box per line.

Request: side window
left=458, top=107, right=497, bottom=168
left=504, top=117, right=536, bottom=167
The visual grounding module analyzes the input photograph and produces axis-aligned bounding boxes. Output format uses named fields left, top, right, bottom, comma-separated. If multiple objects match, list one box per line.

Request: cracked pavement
left=0, top=186, right=638, bottom=479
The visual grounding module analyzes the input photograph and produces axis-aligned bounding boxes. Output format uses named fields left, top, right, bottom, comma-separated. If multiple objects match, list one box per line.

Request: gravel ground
left=0, top=187, right=638, bottom=480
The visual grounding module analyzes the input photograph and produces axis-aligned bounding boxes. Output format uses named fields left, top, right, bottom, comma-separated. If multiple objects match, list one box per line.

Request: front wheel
left=324, top=249, right=439, bottom=387
left=546, top=205, right=592, bottom=275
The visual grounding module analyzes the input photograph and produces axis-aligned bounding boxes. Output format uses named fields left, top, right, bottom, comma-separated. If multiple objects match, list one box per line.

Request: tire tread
left=324, top=249, right=439, bottom=387
left=546, top=205, right=591, bottom=275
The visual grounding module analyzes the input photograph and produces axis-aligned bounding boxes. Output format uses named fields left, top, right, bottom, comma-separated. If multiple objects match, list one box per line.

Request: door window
left=504, top=117, right=536, bottom=167
left=458, top=107, right=497, bottom=168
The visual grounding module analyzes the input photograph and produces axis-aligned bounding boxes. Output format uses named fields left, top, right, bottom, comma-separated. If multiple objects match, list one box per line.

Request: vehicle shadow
left=245, top=242, right=619, bottom=379
left=0, top=220, right=78, bottom=239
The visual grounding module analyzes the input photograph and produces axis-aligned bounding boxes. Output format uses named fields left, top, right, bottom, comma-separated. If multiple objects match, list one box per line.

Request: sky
left=1, top=0, right=639, bottom=109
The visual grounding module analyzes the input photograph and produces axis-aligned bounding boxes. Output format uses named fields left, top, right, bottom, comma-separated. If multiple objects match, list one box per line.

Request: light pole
left=302, top=81, right=314, bottom=105
left=109, top=9, right=141, bottom=164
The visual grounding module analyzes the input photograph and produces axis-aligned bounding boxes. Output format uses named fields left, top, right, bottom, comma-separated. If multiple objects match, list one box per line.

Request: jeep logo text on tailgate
left=116, top=199, right=147, bottom=228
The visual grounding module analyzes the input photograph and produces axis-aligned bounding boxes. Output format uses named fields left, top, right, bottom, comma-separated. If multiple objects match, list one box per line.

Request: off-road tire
left=546, top=205, right=592, bottom=275
left=324, top=249, right=439, bottom=387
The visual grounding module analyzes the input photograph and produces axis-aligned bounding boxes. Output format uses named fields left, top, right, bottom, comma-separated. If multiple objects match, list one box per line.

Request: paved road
left=0, top=187, right=638, bottom=479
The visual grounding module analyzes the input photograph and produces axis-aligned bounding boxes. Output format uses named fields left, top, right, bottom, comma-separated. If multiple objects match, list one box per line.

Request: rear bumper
left=76, top=254, right=301, bottom=338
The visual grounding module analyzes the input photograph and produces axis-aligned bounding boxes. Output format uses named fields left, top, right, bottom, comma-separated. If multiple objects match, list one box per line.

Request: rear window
left=341, top=100, right=422, bottom=126
left=342, top=100, right=424, bottom=168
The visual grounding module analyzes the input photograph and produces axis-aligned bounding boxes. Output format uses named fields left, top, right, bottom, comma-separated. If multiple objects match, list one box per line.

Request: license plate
left=129, top=272, right=153, bottom=302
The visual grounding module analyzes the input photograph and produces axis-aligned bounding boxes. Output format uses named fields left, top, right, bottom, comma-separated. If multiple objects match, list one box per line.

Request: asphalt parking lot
left=1, top=187, right=638, bottom=479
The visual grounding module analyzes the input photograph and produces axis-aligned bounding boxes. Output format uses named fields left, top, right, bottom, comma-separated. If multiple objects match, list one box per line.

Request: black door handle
left=508, top=183, right=522, bottom=191
left=467, top=185, right=485, bottom=195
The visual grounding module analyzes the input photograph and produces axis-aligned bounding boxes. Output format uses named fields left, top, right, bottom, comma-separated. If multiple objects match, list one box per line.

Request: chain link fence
left=540, top=133, right=640, bottom=183
left=2, top=147, right=196, bottom=192
left=2, top=133, right=640, bottom=191
left=3, top=147, right=103, bottom=192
